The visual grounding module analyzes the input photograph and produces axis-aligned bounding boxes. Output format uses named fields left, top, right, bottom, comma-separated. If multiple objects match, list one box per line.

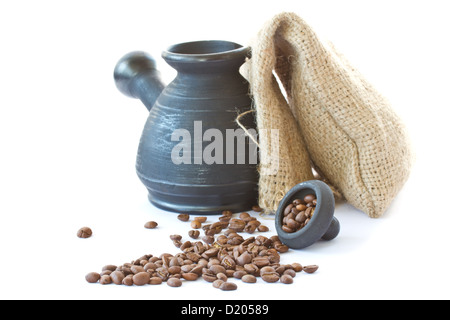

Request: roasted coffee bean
left=181, top=272, right=198, bottom=281
left=170, top=234, right=182, bottom=241
left=188, top=230, right=200, bottom=239
left=99, top=274, right=112, bottom=285
left=144, top=221, right=158, bottom=229
left=209, top=264, right=226, bottom=275
left=194, top=216, right=207, bottom=223
left=260, top=267, right=279, bottom=283
left=216, top=272, right=228, bottom=282
left=236, top=251, right=252, bottom=266
left=304, top=194, right=316, bottom=203
left=102, top=265, right=117, bottom=272
left=149, top=277, right=163, bottom=285
left=133, top=272, right=150, bottom=286
left=202, top=272, right=217, bottom=282
left=233, top=270, right=247, bottom=279
left=303, top=265, right=319, bottom=274
left=244, top=263, right=258, bottom=274
left=110, top=271, right=125, bottom=285
left=191, top=220, right=202, bottom=229
left=222, top=210, right=233, bottom=217
left=77, top=227, right=92, bottom=239
left=284, top=204, right=294, bottom=215
left=177, top=214, right=190, bottom=221
left=228, top=219, right=246, bottom=232
left=257, top=225, right=269, bottom=232
left=122, top=275, right=134, bottom=286
left=85, top=272, right=100, bottom=283
left=219, top=282, right=237, bottom=291
left=280, top=274, right=294, bottom=284
left=252, top=205, right=263, bottom=212
left=241, top=274, right=257, bottom=283
left=291, top=262, right=303, bottom=272
left=283, top=269, right=296, bottom=278
left=213, top=279, right=224, bottom=288
left=252, top=256, right=270, bottom=268
left=221, top=256, right=236, bottom=270
left=167, top=278, right=182, bottom=287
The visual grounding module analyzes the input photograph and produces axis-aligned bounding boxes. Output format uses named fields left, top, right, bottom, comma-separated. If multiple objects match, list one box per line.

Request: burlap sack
left=244, top=12, right=413, bottom=218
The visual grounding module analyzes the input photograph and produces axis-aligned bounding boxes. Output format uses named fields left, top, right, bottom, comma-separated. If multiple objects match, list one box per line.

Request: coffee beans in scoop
left=282, top=194, right=317, bottom=233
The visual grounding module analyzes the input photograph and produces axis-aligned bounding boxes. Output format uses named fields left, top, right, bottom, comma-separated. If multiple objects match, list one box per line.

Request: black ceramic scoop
left=275, top=180, right=340, bottom=249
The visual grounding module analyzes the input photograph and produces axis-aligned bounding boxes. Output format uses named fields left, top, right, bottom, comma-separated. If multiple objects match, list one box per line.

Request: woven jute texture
left=244, top=12, right=413, bottom=218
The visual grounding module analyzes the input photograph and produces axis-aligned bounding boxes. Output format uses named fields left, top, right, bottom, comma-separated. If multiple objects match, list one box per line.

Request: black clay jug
left=114, top=40, right=258, bottom=214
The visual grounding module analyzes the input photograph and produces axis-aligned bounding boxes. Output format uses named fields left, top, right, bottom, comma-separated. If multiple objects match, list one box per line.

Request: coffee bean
left=102, top=265, right=117, bottom=272
left=144, top=221, right=158, bottom=229
left=181, top=272, right=198, bottom=281
left=177, top=214, right=190, bottom=221
left=219, top=282, right=237, bottom=291
left=221, top=256, right=236, bottom=270
left=261, top=271, right=279, bottom=283
left=222, top=210, right=233, bottom=216
left=229, top=219, right=246, bottom=232
left=257, top=225, right=269, bottom=232
left=213, top=279, right=224, bottom=288
left=167, top=278, right=182, bottom=287
left=304, top=194, right=316, bottom=203
left=291, top=262, right=303, bottom=272
left=252, top=205, right=263, bottom=212
left=77, top=227, right=92, bottom=238
left=191, top=220, right=202, bottom=229
left=122, top=275, right=134, bottom=286
left=99, top=275, right=112, bottom=285
left=110, top=271, right=125, bottom=285
left=188, top=230, right=200, bottom=239
left=170, top=234, right=182, bottom=241
left=133, top=272, right=150, bottom=286
left=216, top=272, right=228, bottom=282
left=194, top=216, right=207, bottom=223
left=241, top=274, right=257, bottom=283
left=280, top=274, right=294, bottom=284
left=85, top=272, right=100, bottom=283
left=149, top=277, right=163, bottom=285
left=284, top=204, right=294, bottom=215
left=235, top=251, right=252, bottom=266
left=233, top=270, right=247, bottom=279
left=303, top=265, right=319, bottom=274
left=202, top=272, right=217, bottom=282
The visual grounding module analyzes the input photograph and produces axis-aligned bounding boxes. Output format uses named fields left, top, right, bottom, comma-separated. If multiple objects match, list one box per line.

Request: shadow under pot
left=275, top=180, right=340, bottom=249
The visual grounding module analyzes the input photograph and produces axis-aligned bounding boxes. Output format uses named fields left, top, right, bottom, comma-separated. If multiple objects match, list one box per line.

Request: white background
left=1, top=0, right=449, bottom=300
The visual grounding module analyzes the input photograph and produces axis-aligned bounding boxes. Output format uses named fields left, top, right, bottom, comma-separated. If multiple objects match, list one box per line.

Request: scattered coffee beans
left=85, top=206, right=318, bottom=289
left=77, top=227, right=93, bottom=238
left=281, top=194, right=317, bottom=233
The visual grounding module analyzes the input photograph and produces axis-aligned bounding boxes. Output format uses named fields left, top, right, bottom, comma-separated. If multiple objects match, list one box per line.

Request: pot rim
left=162, top=40, right=251, bottom=63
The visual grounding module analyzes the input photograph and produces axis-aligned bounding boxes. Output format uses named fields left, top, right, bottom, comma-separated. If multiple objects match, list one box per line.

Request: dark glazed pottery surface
left=115, top=41, right=258, bottom=214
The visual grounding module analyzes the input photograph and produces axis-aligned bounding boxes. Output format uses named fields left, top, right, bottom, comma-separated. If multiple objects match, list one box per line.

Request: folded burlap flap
left=243, top=12, right=413, bottom=218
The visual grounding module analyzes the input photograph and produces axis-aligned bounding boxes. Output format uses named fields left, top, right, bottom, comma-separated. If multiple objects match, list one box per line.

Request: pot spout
left=114, top=51, right=165, bottom=111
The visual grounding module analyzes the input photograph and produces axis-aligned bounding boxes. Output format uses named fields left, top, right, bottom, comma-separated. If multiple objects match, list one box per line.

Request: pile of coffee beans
left=281, top=194, right=317, bottom=233
left=85, top=209, right=318, bottom=290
